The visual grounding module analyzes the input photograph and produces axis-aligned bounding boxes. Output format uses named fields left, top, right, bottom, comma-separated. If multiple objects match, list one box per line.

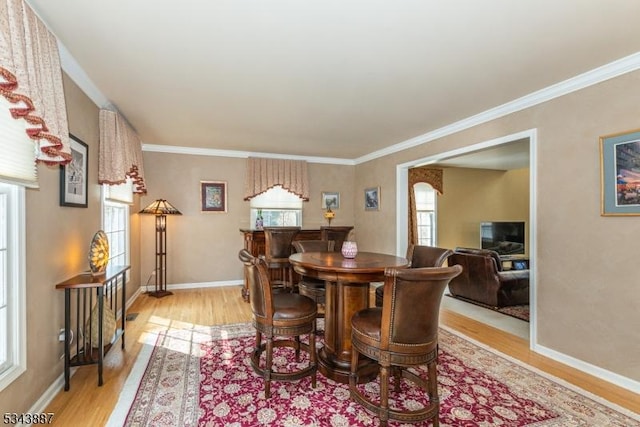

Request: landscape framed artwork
left=321, top=191, right=340, bottom=210
left=600, top=129, right=640, bottom=216
left=201, top=181, right=227, bottom=212
left=59, top=134, right=88, bottom=208
left=364, top=187, right=380, bottom=211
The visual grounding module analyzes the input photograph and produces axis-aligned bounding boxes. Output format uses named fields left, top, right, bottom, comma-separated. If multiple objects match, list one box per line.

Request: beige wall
left=438, top=167, right=529, bottom=251
left=0, top=74, right=142, bottom=414
left=6, top=60, right=640, bottom=415
left=355, top=70, right=640, bottom=381
left=139, top=153, right=356, bottom=285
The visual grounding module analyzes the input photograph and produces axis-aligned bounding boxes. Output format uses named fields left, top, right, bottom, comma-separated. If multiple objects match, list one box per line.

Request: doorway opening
left=395, top=129, right=537, bottom=347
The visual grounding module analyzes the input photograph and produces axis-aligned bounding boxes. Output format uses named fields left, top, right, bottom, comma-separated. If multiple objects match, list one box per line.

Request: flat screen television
left=480, top=221, right=525, bottom=255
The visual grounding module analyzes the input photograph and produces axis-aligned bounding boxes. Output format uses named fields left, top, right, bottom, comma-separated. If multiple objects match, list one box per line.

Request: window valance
left=408, top=167, right=443, bottom=244
left=0, top=0, right=71, bottom=168
left=244, top=158, right=309, bottom=201
left=99, top=109, right=147, bottom=194
left=409, top=167, right=443, bottom=194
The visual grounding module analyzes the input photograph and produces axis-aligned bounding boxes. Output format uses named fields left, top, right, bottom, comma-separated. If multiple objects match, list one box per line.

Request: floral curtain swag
left=99, top=109, right=147, bottom=194
left=0, top=0, right=71, bottom=165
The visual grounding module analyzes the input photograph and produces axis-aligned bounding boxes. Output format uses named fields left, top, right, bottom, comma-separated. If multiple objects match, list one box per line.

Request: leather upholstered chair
left=375, top=244, right=453, bottom=307
left=320, top=226, right=354, bottom=252
left=263, top=226, right=301, bottom=292
left=448, top=247, right=529, bottom=307
left=350, top=265, right=463, bottom=426
left=238, top=249, right=317, bottom=398
left=292, top=240, right=334, bottom=322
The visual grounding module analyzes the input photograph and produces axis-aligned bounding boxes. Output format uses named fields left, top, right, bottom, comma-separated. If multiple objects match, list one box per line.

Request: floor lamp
left=139, top=199, right=182, bottom=298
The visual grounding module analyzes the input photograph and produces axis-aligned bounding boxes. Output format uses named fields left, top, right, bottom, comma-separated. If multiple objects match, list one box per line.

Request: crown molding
left=57, top=38, right=640, bottom=165
left=58, top=41, right=111, bottom=108
left=141, top=144, right=355, bottom=165
left=354, top=51, right=640, bottom=165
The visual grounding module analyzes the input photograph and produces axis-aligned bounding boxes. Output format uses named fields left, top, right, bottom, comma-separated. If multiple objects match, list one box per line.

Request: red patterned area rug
left=107, top=322, right=638, bottom=427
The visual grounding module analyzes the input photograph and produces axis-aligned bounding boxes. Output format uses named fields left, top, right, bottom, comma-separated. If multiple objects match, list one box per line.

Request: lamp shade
left=139, top=199, right=182, bottom=215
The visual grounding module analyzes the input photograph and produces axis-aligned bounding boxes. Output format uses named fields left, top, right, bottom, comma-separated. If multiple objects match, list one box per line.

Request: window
left=102, top=182, right=131, bottom=269
left=250, top=185, right=303, bottom=227
left=0, top=183, right=26, bottom=391
left=414, top=183, right=436, bottom=246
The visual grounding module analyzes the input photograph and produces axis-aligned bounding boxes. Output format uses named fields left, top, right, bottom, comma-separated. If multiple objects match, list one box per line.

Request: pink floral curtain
left=0, top=0, right=70, bottom=165
left=244, top=157, right=309, bottom=201
left=408, top=167, right=443, bottom=245
left=99, top=109, right=147, bottom=194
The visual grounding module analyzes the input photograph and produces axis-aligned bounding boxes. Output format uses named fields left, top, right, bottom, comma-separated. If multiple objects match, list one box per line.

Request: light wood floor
left=44, top=286, right=639, bottom=426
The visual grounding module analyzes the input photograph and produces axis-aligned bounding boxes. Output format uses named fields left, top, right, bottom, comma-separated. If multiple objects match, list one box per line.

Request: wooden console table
left=55, top=264, right=130, bottom=390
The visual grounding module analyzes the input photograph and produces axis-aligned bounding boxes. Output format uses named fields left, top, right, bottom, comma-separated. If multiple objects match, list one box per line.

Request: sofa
left=447, top=247, right=529, bottom=307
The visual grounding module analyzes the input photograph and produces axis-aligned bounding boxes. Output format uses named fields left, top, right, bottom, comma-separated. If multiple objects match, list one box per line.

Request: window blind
left=0, top=97, right=37, bottom=187
left=103, top=179, right=134, bottom=204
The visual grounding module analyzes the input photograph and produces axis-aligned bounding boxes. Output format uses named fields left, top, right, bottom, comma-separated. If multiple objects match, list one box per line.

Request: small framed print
left=201, top=181, right=227, bottom=212
left=600, top=129, right=640, bottom=216
left=364, top=187, right=380, bottom=211
left=59, top=134, right=88, bottom=208
left=321, top=191, right=340, bottom=209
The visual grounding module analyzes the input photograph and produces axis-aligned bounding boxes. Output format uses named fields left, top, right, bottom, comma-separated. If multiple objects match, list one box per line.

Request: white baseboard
left=142, top=279, right=244, bottom=293
left=32, top=281, right=640, bottom=418
left=532, top=342, right=640, bottom=394
left=28, top=288, right=144, bottom=416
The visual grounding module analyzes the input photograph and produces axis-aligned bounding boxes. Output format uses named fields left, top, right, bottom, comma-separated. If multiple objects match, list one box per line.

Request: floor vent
left=126, top=313, right=139, bottom=321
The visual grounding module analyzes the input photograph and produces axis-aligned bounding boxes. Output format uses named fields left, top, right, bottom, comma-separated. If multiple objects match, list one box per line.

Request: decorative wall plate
left=89, top=230, right=110, bottom=275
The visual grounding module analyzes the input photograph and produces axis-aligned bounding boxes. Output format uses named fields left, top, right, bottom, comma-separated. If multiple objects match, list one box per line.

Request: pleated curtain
left=244, top=157, right=309, bottom=201
left=98, top=109, right=147, bottom=194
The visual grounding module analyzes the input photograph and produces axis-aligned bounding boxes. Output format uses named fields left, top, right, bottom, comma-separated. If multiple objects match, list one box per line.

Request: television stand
left=499, top=255, right=529, bottom=270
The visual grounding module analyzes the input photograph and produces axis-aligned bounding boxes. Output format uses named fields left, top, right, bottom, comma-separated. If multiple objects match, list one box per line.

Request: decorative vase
left=255, top=209, right=264, bottom=230
left=341, top=241, right=358, bottom=258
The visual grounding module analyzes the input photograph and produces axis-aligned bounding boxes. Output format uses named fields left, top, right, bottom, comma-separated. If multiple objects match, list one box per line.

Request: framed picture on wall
left=59, top=134, right=88, bottom=208
left=321, top=191, right=340, bottom=209
left=600, top=128, right=640, bottom=216
left=364, top=186, right=380, bottom=211
left=201, top=181, right=227, bottom=212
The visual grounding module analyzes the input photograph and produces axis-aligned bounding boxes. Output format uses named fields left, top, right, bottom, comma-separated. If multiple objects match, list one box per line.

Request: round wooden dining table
left=289, top=251, right=409, bottom=384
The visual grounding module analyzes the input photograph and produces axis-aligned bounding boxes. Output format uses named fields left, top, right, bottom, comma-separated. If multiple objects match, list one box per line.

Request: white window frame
left=414, top=183, right=437, bottom=246
left=102, top=185, right=131, bottom=282
left=249, top=185, right=303, bottom=227
left=0, top=183, right=27, bottom=392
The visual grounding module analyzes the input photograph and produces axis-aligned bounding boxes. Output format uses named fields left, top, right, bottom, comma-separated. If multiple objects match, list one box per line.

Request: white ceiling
left=26, top=0, right=640, bottom=164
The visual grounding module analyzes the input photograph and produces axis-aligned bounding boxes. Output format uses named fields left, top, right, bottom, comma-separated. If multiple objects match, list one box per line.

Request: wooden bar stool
left=375, top=244, right=453, bottom=307
left=350, top=265, right=462, bottom=426
left=263, top=226, right=300, bottom=292
left=292, top=240, right=334, bottom=324
left=238, top=249, right=317, bottom=398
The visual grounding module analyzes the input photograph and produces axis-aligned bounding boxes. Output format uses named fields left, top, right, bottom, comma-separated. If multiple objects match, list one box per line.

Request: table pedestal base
left=317, top=346, right=378, bottom=384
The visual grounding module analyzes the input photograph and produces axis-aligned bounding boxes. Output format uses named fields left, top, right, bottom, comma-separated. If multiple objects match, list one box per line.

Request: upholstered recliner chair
left=447, top=247, right=529, bottom=307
